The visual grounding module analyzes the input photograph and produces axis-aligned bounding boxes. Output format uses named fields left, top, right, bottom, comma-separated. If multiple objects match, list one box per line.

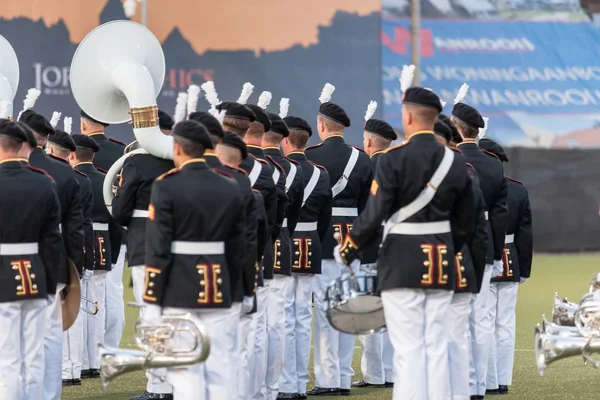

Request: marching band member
left=0, top=120, right=63, bottom=400
left=16, top=121, right=37, bottom=160
left=69, top=134, right=112, bottom=380
left=280, top=116, right=332, bottom=400
left=479, top=138, right=533, bottom=396
left=305, top=94, right=372, bottom=396
left=80, top=110, right=126, bottom=349
left=451, top=104, right=508, bottom=400
left=352, top=115, right=397, bottom=390
left=336, top=87, right=476, bottom=400
left=143, top=120, right=246, bottom=399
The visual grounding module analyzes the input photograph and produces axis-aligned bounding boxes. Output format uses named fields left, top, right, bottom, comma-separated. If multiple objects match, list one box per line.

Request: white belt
left=0, top=242, right=39, bottom=255
left=171, top=241, right=225, bottom=255
left=388, top=221, right=451, bottom=236
left=58, top=223, right=62, bottom=233
left=485, top=211, right=489, bottom=220
left=132, top=209, right=149, bottom=218
left=332, top=207, right=358, bottom=217
left=295, top=222, right=318, bottom=232
left=505, top=234, right=514, bottom=244
left=282, top=218, right=288, bottom=228
left=93, top=223, right=109, bottom=231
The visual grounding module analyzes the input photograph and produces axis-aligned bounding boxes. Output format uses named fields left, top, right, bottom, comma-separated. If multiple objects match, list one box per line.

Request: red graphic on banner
left=381, top=27, right=434, bottom=57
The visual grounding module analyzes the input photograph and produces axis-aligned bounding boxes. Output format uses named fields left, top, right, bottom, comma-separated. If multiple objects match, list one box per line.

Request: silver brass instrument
left=81, top=296, right=99, bottom=316
left=99, top=313, right=211, bottom=386
left=552, top=292, right=577, bottom=326
left=541, top=314, right=581, bottom=338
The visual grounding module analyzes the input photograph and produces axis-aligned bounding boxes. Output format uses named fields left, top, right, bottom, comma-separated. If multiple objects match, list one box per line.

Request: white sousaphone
left=0, top=34, right=20, bottom=118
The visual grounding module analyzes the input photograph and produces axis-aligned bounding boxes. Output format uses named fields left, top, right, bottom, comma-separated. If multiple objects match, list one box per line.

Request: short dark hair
left=451, top=116, right=478, bottom=139
left=174, top=135, right=206, bottom=158
left=74, top=148, right=95, bottom=162
left=0, top=135, right=22, bottom=153
left=223, top=117, right=250, bottom=137
left=288, top=129, right=310, bottom=149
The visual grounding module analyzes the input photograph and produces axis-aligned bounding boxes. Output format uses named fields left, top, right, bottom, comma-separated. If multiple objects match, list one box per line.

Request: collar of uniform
left=456, top=139, right=478, bottom=149
left=263, top=147, right=281, bottom=156
left=36, top=145, right=43, bottom=149
left=88, top=132, right=106, bottom=140
left=370, top=150, right=385, bottom=158
left=204, top=153, right=222, bottom=168
left=73, top=161, right=94, bottom=169
left=408, top=131, right=435, bottom=141
left=247, top=145, right=265, bottom=159
left=180, top=158, right=207, bottom=170
left=0, top=158, right=25, bottom=168
left=49, top=154, right=68, bottom=164
left=323, top=134, right=344, bottom=144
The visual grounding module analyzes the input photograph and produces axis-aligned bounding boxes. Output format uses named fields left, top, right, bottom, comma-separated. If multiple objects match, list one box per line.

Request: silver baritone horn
left=99, top=313, right=211, bottom=386
left=0, top=34, right=19, bottom=119
left=552, top=292, right=578, bottom=326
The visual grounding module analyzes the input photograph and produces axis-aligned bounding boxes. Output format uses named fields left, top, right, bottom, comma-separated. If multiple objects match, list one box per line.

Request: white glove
left=241, top=296, right=254, bottom=314
left=492, top=260, right=504, bottom=277
left=81, top=269, right=93, bottom=284
left=520, top=277, right=528, bottom=284
left=142, top=304, right=162, bottom=322
left=333, top=244, right=345, bottom=265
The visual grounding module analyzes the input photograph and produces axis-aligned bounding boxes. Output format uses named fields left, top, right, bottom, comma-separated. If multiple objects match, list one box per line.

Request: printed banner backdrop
left=0, top=0, right=381, bottom=146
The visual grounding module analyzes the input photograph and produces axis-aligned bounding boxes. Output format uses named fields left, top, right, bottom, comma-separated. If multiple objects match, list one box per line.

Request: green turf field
left=63, top=254, right=600, bottom=399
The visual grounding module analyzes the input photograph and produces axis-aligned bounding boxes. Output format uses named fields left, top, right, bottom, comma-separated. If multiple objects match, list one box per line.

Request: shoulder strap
left=249, top=159, right=262, bottom=187
left=383, top=147, right=455, bottom=239
left=285, top=163, right=297, bottom=193
left=331, top=147, right=359, bottom=198
left=272, top=167, right=281, bottom=185
left=302, top=165, right=321, bottom=207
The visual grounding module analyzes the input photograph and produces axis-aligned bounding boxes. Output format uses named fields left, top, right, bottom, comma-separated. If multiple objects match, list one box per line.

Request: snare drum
left=325, top=272, right=386, bottom=335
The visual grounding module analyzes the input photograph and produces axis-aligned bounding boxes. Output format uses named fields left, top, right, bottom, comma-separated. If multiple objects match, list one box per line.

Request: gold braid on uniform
left=339, top=235, right=359, bottom=264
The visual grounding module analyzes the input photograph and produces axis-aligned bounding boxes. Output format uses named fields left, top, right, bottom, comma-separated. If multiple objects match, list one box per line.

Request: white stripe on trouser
left=131, top=266, right=172, bottom=394
left=279, top=274, right=314, bottom=394
left=43, top=283, right=66, bottom=400
left=0, top=298, right=47, bottom=400
left=164, top=306, right=238, bottom=400
left=312, top=260, right=357, bottom=390
left=238, top=312, right=255, bottom=400
left=382, top=330, right=394, bottom=383
left=381, top=288, right=453, bottom=400
left=105, top=244, right=126, bottom=348
left=265, top=275, right=294, bottom=399
left=357, top=264, right=384, bottom=385
left=62, top=306, right=84, bottom=380
left=448, top=292, right=473, bottom=400
left=469, top=265, right=494, bottom=396
left=249, top=285, right=269, bottom=399
left=486, top=282, right=519, bottom=389
left=82, top=271, right=107, bottom=370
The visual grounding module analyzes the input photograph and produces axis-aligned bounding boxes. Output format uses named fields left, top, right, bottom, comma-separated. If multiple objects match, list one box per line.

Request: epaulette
left=109, top=138, right=126, bottom=146
left=74, top=169, right=89, bottom=178
left=309, top=161, right=327, bottom=171
left=384, top=141, right=411, bottom=154
left=214, top=168, right=233, bottom=179
left=286, top=157, right=300, bottom=166
left=449, top=147, right=463, bottom=154
left=156, top=167, right=180, bottom=181
left=350, top=145, right=366, bottom=153
left=25, top=165, right=54, bottom=181
left=226, top=165, right=248, bottom=176
left=266, top=155, right=284, bottom=173
left=305, top=143, right=323, bottom=151
left=97, top=167, right=108, bottom=174
left=482, top=149, right=500, bottom=161
left=507, top=177, right=525, bottom=186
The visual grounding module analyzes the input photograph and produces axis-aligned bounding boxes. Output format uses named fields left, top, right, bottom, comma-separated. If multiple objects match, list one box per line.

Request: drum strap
left=383, top=147, right=455, bottom=239
left=331, top=147, right=359, bottom=199
left=272, top=166, right=281, bottom=185
left=249, top=159, right=262, bottom=187
left=302, top=165, right=321, bottom=207
left=285, top=163, right=297, bottom=194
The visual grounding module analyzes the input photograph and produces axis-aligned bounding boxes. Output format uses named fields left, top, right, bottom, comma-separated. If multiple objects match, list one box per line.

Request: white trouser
left=82, top=271, right=107, bottom=370
left=265, top=275, right=293, bottom=399
left=279, top=274, right=314, bottom=394
left=105, top=244, right=126, bottom=348
left=229, top=304, right=242, bottom=398
left=0, top=298, right=47, bottom=400
left=62, top=305, right=84, bottom=380
left=382, top=330, right=394, bottom=383
left=238, top=312, right=255, bottom=400
left=469, top=264, right=494, bottom=396
left=448, top=292, right=473, bottom=400
left=249, top=284, right=270, bottom=400
left=382, top=288, right=453, bottom=400
left=132, top=265, right=172, bottom=394
left=357, top=263, right=383, bottom=385
left=313, top=259, right=356, bottom=389
left=43, top=283, right=65, bottom=400
left=164, top=306, right=238, bottom=400
left=487, top=282, right=519, bottom=389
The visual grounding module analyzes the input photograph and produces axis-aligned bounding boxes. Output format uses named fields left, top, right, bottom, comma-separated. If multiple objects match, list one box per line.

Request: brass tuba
left=0, top=33, right=19, bottom=119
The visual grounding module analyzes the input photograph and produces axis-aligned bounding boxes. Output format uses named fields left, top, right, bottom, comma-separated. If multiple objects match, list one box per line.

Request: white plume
left=257, top=91, right=272, bottom=110
left=454, top=83, right=469, bottom=105
left=440, top=99, right=447, bottom=108
left=237, top=82, right=255, bottom=105
left=399, top=64, right=415, bottom=93
left=364, top=101, right=377, bottom=121
left=186, top=84, right=201, bottom=115
left=209, top=107, right=227, bottom=125
left=49, top=111, right=62, bottom=128
left=319, top=83, right=335, bottom=104
left=22, top=88, right=41, bottom=112
left=173, top=92, right=188, bottom=124
left=201, top=81, right=220, bottom=108
left=0, top=101, right=11, bottom=119
left=477, top=117, right=489, bottom=140
left=123, top=0, right=137, bottom=18
left=63, top=117, right=73, bottom=134
left=279, top=98, right=290, bottom=118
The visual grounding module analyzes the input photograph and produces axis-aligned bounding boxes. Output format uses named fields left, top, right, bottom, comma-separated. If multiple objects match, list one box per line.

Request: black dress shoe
left=130, top=392, right=174, bottom=400
left=486, top=388, right=500, bottom=395
left=298, top=394, right=307, bottom=400
left=385, top=381, right=394, bottom=388
left=339, top=389, right=350, bottom=396
left=351, top=380, right=385, bottom=388
left=80, top=369, right=93, bottom=379
left=62, top=379, right=81, bottom=386
left=498, top=385, right=509, bottom=394
left=307, top=387, right=341, bottom=396
left=276, top=393, right=298, bottom=399
left=471, top=396, right=484, bottom=400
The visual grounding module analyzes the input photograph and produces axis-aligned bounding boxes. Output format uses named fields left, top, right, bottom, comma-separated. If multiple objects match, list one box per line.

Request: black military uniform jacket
left=306, top=135, right=372, bottom=260
left=0, top=160, right=63, bottom=302
left=286, top=152, right=332, bottom=274
left=29, top=148, right=84, bottom=282
left=143, top=159, right=246, bottom=309
left=112, top=153, right=174, bottom=269
left=492, top=177, right=533, bottom=283
left=90, top=132, right=126, bottom=265
left=73, top=169, right=95, bottom=273
left=344, top=132, right=476, bottom=291
left=74, top=162, right=112, bottom=271
left=457, top=139, right=508, bottom=264
left=362, top=151, right=385, bottom=265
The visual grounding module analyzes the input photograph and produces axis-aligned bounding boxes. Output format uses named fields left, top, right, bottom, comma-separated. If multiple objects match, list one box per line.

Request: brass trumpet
left=81, top=296, right=99, bottom=315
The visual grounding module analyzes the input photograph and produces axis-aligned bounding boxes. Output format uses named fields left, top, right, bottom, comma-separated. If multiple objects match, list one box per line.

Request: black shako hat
left=72, top=134, right=100, bottom=152
left=158, top=110, right=174, bottom=131
left=0, top=119, right=27, bottom=143
left=19, top=110, right=55, bottom=137
left=478, top=138, right=509, bottom=162
left=452, top=103, right=485, bottom=129
left=17, top=122, right=37, bottom=148
left=267, top=113, right=289, bottom=137
left=220, top=131, right=248, bottom=159
left=80, top=110, right=109, bottom=127
left=216, top=102, right=256, bottom=122
left=188, top=111, right=224, bottom=139
left=403, top=87, right=443, bottom=113
left=433, top=120, right=452, bottom=143
left=319, top=102, right=350, bottom=127
left=246, top=104, right=272, bottom=132
left=173, top=120, right=214, bottom=149
left=284, top=116, right=313, bottom=137
left=365, top=119, right=397, bottom=141
left=48, top=130, right=76, bottom=151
